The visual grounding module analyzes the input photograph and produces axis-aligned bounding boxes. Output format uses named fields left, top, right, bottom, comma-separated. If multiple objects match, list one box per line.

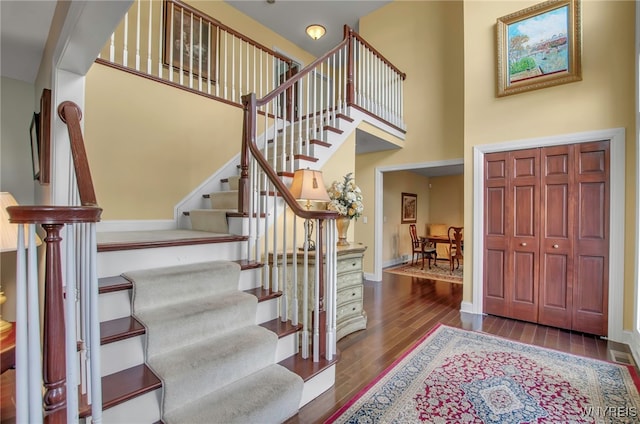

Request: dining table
left=419, top=235, right=464, bottom=265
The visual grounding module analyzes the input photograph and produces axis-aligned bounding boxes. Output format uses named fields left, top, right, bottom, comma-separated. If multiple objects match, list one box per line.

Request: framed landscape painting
left=496, top=0, right=581, bottom=97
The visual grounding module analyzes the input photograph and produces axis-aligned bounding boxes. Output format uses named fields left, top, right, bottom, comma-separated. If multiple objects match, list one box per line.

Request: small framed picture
left=401, top=192, right=417, bottom=224
left=30, top=112, right=41, bottom=180
left=496, top=0, right=581, bottom=97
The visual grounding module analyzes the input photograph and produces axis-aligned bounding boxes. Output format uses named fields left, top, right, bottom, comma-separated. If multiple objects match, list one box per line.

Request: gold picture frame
left=496, top=0, right=581, bottom=97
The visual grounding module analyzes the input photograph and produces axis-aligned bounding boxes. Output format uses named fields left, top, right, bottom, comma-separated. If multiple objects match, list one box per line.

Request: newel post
left=42, top=223, right=67, bottom=424
left=344, top=25, right=354, bottom=105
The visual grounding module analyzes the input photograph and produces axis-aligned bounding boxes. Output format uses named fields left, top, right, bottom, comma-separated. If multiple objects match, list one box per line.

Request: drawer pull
left=552, top=244, right=559, bottom=249
left=352, top=262, right=356, bottom=266
left=352, top=292, right=356, bottom=296
left=352, top=307, right=356, bottom=311
left=520, top=242, right=527, bottom=247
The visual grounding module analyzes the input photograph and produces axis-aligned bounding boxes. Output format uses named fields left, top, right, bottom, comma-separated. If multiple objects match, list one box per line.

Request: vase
left=336, top=216, right=350, bottom=246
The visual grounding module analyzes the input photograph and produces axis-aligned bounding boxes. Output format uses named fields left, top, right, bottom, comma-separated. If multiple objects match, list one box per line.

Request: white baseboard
left=624, top=330, right=640, bottom=367
left=460, top=301, right=477, bottom=315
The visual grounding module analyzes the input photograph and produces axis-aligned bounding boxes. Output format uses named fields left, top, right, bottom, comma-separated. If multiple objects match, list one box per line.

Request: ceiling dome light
left=306, top=24, right=326, bottom=40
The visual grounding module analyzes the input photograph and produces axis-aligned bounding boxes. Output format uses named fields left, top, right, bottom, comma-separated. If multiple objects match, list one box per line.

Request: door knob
left=552, top=244, right=559, bottom=249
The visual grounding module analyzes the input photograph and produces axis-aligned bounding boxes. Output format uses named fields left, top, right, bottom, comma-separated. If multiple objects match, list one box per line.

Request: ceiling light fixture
left=306, top=24, right=326, bottom=40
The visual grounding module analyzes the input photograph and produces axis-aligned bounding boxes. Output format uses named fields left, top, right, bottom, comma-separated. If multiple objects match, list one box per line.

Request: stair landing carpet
left=124, top=261, right=303, bottom=423
left=327, top=324, right=640, bottom=423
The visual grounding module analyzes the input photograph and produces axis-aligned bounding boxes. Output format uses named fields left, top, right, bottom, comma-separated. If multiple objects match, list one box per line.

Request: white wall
left=1, top=76, right=37, bottom=204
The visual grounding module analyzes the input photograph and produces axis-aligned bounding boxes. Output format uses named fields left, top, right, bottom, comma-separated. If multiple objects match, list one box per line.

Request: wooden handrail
left=57, top=102, right=97, bottom=207
left=240, top=93, right=339, bottom=222
left=256, top=37, right=350, bottom=107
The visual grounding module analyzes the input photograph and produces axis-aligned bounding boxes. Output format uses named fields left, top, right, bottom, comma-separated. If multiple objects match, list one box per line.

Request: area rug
left=384, top=262, right=463, bottom=283
left=326, top=325, right=640, bottom=423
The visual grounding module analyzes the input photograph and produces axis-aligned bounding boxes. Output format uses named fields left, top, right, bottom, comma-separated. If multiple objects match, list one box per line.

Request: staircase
left=87, top=230, right=338, bottom=422
left=6, top=6, right=407, bottom=421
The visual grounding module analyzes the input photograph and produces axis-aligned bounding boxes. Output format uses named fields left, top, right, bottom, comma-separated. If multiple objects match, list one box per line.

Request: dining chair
left=410, top=224, right=436, bottom=269
left=447, top=226, right=463, bottom=273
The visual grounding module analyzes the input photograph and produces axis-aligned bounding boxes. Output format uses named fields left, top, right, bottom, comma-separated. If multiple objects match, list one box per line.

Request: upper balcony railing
left=97, top=0, right=406, bottom=131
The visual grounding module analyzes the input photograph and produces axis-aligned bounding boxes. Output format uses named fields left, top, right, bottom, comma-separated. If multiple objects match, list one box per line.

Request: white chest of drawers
left=269, top=243, right=367, bottom=341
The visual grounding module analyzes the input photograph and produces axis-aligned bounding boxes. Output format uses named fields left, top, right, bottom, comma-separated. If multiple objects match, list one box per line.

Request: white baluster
left=312, top=220, right=320, bottom=363
left=147, top=0, right=153, bottom=74
left=123, top=12, right=129, bottom=67
left=301, top=223, right=309, bottom=359
left=168, top=5, right=174, bottom=82
left=135, top=0, right=140, bottom=71
left=158, top=0, right=163, bottom=78
left=15, top=225, right=28, bottom=422
left=85, top=222, right=102, bottom=424
left=64, top=225, right=79, bottom=424
left=27, top=225, right=42, bottom=423
left=109, top=33, right=115, bottom=63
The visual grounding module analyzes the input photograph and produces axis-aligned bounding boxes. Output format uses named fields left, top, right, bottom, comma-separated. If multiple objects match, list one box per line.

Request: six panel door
left=483, top=141, right=610, bottom=336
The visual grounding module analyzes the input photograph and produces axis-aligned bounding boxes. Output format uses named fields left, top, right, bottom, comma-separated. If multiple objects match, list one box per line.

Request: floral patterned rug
left=326, top=325, right=640, bottom=423
left=384, top=262, right=463, bottom=283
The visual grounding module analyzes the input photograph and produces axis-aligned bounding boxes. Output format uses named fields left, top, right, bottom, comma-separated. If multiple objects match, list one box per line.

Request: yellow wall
left=356, top=0, right=465, bottom=272
left=462, top=1, right=635, bottom=327
left=86, top=0, right=318, bottom=220
left=380, top=171, right=431, bottom=263
left=428, top=174, right=463, bottom=228
left=85, top=63, right=243, bottom=219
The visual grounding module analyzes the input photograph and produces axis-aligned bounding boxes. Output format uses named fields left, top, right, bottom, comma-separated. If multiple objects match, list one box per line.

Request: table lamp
left=1, top=192, right=41, bottom=337
left=289, top=168, right=330, bottom=250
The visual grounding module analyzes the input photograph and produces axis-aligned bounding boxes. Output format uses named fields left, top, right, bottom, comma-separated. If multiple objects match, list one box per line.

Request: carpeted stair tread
left=135, top=291, right=257, bottom=357
left=126, top=260, right=303, bottom=422
left=188, top=209, right=232, bottom=234
left=163, top=364, right=303, bottom=424
left=150, top=325, right=278, bottom=413
left=125, top=261, right=241, bottom=311
left=227, top=175, right=240, bottom=190
left=208, top=190, right=238, bottom=210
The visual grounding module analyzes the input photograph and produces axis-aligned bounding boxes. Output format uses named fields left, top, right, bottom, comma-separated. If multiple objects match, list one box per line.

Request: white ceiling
left=224, top=0, right=392, bottom=57
left=0, top=1, right=56, bottom=83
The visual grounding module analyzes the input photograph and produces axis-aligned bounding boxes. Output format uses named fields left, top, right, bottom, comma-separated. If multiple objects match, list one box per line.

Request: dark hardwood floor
left=286, top=270, right=634, bottom=424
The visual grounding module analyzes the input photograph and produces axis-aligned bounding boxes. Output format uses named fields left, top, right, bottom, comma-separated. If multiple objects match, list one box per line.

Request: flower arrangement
left=327, top=173, right=364, bottom=220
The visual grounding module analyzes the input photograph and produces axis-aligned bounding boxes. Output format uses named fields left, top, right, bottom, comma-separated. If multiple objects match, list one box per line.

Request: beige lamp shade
left=290, top=169, right=330, bottom=204
left=306, top=24, right=326, bottom=40
left=1, top=192, right=41, bottom=252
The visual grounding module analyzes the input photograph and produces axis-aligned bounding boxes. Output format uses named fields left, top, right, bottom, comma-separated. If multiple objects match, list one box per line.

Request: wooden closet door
left=509, top=149, right=540, bottom=322
left=538, top=145, right=575, bottom=329
left=484, top=152, right=509, bottom=317
left=572, top=141, right=609, bottom=335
